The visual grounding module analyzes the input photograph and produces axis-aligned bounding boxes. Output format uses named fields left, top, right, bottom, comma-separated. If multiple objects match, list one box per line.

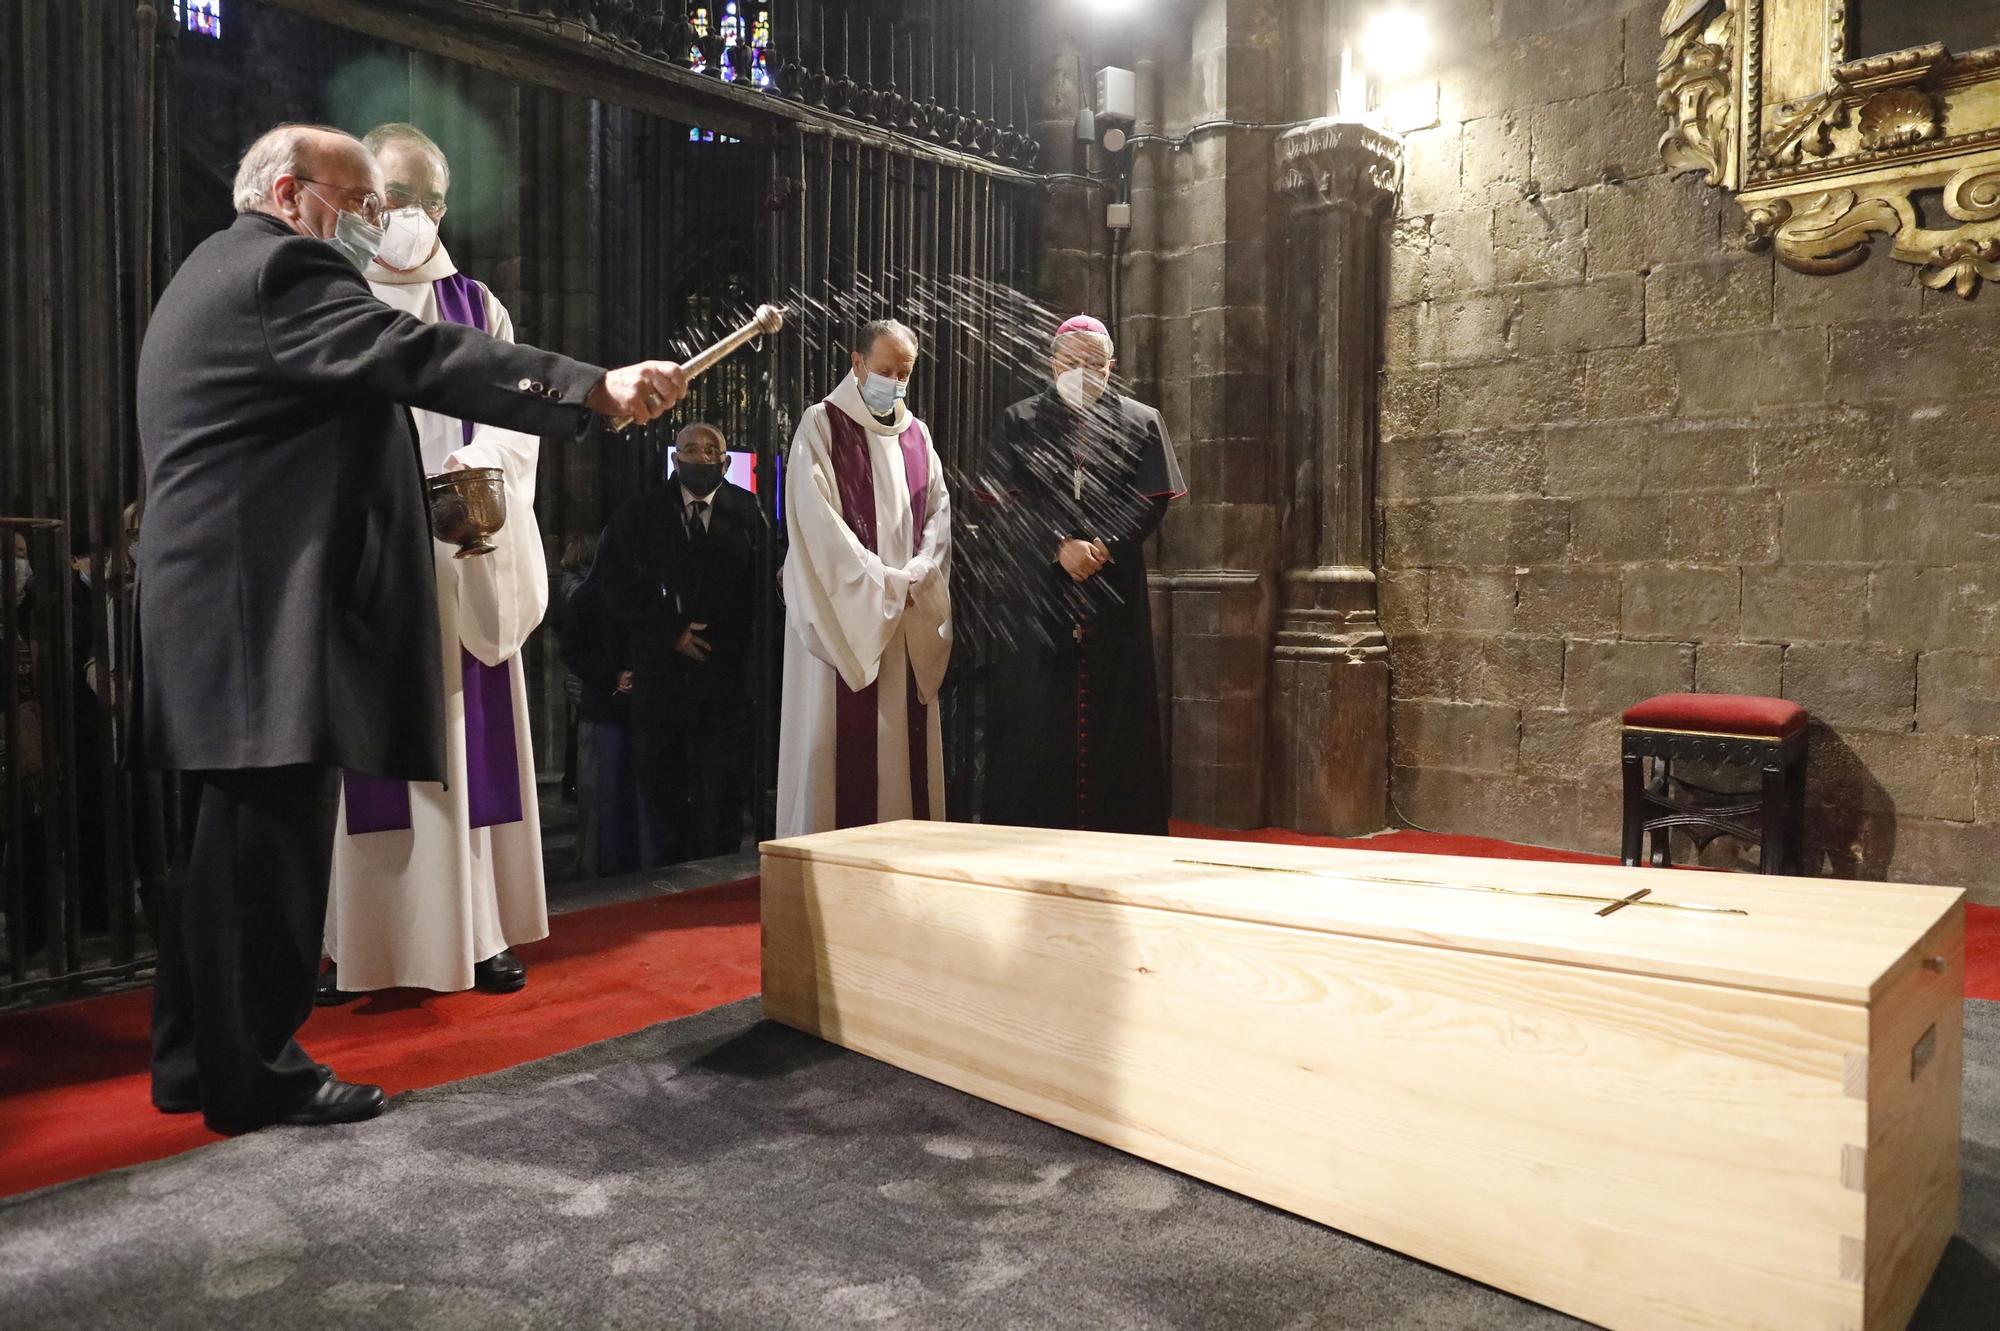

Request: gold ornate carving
left=1856, top=88, right=1938, bottom=151
left=1658, top=0, right=1740, bottom=188
left=1663, top=2, right=2000, bottom=294
left=1920, top=238, right=2000, bottom=297
left=1761, top=90, right=1843, bottom=165
left=1743, top=188, right=1909, bottom=273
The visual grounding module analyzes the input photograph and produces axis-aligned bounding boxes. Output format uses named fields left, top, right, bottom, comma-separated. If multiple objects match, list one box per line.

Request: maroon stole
left=823, top=403, right=933, bottom=829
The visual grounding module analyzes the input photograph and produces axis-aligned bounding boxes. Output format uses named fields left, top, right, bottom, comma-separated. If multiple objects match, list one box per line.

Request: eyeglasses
left=296, top=177, right=384, bottom=226
left=384, top=188, right=449, bottom=221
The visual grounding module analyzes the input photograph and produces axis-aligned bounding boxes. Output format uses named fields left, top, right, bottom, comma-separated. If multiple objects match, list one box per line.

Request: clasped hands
left=587, top=361, right=690, bottom=428
left=614, top=622, right=712, bottom=696
left=902, top=555, right=939, bottom=609
left=1058, top=538, right=1111, bottom=583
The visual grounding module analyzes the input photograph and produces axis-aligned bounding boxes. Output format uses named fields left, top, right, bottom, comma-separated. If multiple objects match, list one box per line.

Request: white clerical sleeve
left=781, top=405, right=916, bottom=693
left=903, top=439, right=953, bottom=704
left=447, top=292, right=550, bottom=665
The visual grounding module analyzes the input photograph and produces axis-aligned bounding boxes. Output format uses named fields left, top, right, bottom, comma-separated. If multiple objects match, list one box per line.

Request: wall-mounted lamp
left=1337, top=5, right=1431, bottom=123
left=1358, top=7, right=1431, bottom=83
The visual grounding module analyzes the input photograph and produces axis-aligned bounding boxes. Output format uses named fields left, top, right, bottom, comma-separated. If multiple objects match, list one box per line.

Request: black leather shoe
left=275, top=1079, right=387, bottom=1128
left=315, top=963, right=359, bottom=1006
left=473, top=949, right=527, bottom=993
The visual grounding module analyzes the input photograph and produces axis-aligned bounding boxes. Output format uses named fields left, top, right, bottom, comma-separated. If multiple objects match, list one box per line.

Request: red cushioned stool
left=1620, top=693, right=1809, bottom=875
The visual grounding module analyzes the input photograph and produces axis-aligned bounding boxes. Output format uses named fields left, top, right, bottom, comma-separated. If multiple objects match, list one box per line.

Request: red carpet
left=0, top=878, right=759, bottom=1200
left=4, top=827, right=1997, bottom=1201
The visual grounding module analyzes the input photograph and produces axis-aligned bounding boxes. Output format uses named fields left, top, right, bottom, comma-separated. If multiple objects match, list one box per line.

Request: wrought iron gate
left=0, top=0, right=1044, bottom=1007
left=770, top=131, right=1037, bottom=818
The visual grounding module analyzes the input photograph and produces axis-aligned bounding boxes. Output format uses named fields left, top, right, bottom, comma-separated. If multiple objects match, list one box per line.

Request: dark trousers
left=636, top=710, right=748, bottom=864
left=150, top=766, right=337, bottom=1131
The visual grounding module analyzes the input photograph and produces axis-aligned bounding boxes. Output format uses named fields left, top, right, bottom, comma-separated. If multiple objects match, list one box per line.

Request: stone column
left=1267, top=119, right=1400, bottom=835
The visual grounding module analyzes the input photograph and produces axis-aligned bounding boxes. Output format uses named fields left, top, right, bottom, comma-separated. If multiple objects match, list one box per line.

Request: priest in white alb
left=320, top=124, right=548, bottom=999
left=777, top=319, right=952, bottom=836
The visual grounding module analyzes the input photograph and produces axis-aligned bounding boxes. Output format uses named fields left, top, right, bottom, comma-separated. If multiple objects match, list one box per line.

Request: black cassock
left=980, top=387, right=1185, bottom=835
left=589, top=479, right=765, bottom=862
left=134, top=212, right=603, bottom=1130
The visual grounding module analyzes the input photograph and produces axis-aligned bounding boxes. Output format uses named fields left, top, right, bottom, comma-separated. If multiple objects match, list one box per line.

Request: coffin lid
left=762, top=822, right=1965, bottom=1004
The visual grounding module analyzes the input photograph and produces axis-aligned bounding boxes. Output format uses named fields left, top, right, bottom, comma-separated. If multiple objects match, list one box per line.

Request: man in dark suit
left=592, top=423, right=765, bottom=862
left=135, top=123, right=687, bottom=1134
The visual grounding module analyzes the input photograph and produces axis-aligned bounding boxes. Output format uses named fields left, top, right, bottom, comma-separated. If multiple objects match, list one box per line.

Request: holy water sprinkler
left=611, top=303, right=786, bottom=432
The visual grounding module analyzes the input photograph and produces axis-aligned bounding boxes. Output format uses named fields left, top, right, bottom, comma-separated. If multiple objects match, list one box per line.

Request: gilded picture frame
left=1660, top=0, right=2000, bottom=295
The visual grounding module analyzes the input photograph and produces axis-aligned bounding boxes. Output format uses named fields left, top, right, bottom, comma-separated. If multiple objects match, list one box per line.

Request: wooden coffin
left=761, top=821, right=1965, bottom=1331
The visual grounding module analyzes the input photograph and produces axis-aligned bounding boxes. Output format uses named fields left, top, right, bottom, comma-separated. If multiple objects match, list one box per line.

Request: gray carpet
left=3, top=1000, right=1996, bottom=1330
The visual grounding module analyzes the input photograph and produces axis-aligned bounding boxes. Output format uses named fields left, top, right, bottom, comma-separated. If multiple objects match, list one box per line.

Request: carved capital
left=1275, top=119, right=1402, bottom=213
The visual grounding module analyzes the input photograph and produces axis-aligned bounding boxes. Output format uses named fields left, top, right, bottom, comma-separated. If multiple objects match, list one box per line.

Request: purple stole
left=823, top=404, right=933, bottom=830
left=344, top=273, right=525, bottom=835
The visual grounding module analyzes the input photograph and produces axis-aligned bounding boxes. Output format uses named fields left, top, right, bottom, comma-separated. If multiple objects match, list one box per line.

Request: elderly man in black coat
left=591, top=423, right=767, bottom=863
left=135, top=123, right=686, bottom=1134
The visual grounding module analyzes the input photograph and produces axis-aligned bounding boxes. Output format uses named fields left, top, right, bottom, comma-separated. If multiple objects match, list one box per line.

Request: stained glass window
left=174, top=1, right=223, bottom=38
left=687, top=2, right=771, bottom=141
left=689, top=4, right=774, bottom=88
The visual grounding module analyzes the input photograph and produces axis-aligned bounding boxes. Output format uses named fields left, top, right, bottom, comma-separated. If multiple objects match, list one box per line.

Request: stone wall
left=1036, top=0, right=1301, bottom=828
left=1380, top=0, right=2000, bottom=898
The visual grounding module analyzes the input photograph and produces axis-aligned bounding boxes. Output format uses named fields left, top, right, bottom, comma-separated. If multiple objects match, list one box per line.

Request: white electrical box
left=1095, top=66, right=1136, bottom=126
left=1106, top=202, right=1132, bottom=230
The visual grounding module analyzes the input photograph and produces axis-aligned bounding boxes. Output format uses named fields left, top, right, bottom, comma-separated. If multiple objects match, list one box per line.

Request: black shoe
left=274, top=1079, right=387, bottom=1128
left=473, top=949, right=527, bottom=994
left=315, top=963, right=359, bottom=1006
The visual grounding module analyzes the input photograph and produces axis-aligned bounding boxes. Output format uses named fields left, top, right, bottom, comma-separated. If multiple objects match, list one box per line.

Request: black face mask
left=676, top=462, right=726, bottom=496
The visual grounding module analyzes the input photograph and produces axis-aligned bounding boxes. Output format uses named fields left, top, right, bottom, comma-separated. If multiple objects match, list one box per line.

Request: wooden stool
left=1620, top=693, right=1809, bottom=875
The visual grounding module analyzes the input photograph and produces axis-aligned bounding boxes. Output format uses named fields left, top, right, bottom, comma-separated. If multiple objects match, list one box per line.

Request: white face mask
left=8, top=559, right=30, bottom=603
left=1056, top=367, right=1110, bottom=411
left=372, top=206, right=440, bottom=272
left=859, top=370, right=907, bottom=415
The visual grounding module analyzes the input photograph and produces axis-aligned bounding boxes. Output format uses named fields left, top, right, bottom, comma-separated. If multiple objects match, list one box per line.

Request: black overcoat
left=596, top=479, right=764, bottom=726
left=135, top=213, right=603, bottom=780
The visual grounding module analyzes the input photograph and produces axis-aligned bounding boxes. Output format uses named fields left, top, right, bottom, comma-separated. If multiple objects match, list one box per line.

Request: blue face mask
left=859, top=371, right=907, bottom=416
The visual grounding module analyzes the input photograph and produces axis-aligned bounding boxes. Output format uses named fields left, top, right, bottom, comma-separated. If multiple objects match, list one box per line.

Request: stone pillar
left=1267, top=119, right=1400, bottom=835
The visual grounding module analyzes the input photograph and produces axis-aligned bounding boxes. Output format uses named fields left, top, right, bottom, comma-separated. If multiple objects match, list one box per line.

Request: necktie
left=688, top=499, right=709, bottom=537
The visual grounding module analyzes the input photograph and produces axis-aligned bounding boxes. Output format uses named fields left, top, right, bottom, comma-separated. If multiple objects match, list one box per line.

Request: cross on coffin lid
left=763, top=820, right=1963, bottom=1005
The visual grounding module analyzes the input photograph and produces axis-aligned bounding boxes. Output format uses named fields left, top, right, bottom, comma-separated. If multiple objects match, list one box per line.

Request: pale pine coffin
left=760, top=821, right=1966, bottom=1331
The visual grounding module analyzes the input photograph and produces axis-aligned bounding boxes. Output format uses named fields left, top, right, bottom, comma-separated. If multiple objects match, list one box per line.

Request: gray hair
left=362, top=122, right=452, bottom=192
left=853, top=319, right=920, bottom=358
left=231, top=123, right=343, bottom=213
